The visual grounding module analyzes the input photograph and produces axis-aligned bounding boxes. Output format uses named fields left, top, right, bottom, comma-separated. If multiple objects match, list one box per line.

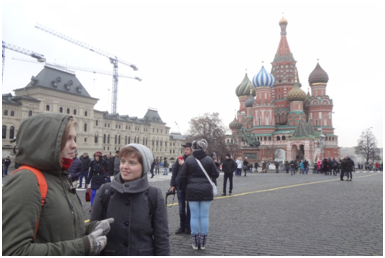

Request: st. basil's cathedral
left=229, top=16, right=339, bottom=164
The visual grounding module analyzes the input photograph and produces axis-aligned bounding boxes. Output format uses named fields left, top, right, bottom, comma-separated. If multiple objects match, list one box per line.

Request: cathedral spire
left=275, top=15, right=293, bottom=61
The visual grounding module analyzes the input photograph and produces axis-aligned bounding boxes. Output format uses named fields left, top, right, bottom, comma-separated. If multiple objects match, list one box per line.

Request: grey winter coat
left=90, top=144, right=170, bottom=256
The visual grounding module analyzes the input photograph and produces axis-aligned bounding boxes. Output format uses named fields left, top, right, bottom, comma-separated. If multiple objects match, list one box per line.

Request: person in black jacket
left=78, top=152, right=91, bottom=189
left=221, top=154, right=237, bottom=196
left=69, top=151, right=82, bottom=187
left=176, top=139, right=219, bottom=250
left=87, top=151, right=108, bottom=211
left=170, top=142, right=193, bottom=234
left=341, top=156, right=355, bottom=181
left=242, top=157, right=249, bottom=176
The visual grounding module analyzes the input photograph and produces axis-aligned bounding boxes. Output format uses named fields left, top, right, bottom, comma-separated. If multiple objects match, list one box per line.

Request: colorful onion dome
left=279, top=16, right=288, bottom=25
left=308, top=62, right=329, bottom=84
left=287, top=83, right=307, bottom=101
left=252, top=64, right=275, bottom=87
left=229, top=117, right=243, bottom=130
left=245, top=92, right=254, bottom=107
left=235, top=71, right=255, bottom=97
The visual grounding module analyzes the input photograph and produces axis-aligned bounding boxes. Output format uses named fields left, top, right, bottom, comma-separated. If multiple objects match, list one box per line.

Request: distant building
left=2, top=64, right=187, bottom=161
left=229, top=16, right=339, bottom=164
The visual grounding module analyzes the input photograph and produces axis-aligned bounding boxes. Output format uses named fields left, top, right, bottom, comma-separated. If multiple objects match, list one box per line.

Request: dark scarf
left=193, top=150, right=207, bottom=160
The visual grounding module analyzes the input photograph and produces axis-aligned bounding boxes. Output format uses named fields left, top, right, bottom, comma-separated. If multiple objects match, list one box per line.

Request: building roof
left=2, top=93, right=22, bottom=106
left=143, top=108, right=164, bottom=123
left=23, top=65, right=93, bottom=98
left=308, top=62, right=329, bottom=84
left=235, top=71, right=255, bottom=97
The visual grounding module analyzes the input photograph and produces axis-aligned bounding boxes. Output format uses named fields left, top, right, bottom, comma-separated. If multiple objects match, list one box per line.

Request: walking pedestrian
left=3, top=156, right=11, bottom=176
left=170, top=142, right=192, bottom=234
left=242, top=157, right=249, bottom=176
left=221, top=154, right=237, bottom=196
left=342, top=156, right=355, bottom=181
left=235, top=157, right=242, bottom=176
left=90, top=144, right=170, bottom=255
left=78, top=152, right=91, bottom=188
left=254, top=161, right=259, bottom=173
left=303, top=159, right=309, bottom=175
left=86, top=151, right=109, bottom=212
left=150, top=159, right=155, bottom=178
left=163, top=159, right=169, bottom=175
left=155, top=158, right=160, bottom=175
left=176, top=139, right=219, bottom=250
left=2, top=113, right=111, bottom=255
left=299, top=160, right=304, bottom=174
left=284, top=160, right=290, bottom=174
left=69, top=150, right=83, bottom=187
left=275, top=161, right=279, bottom=173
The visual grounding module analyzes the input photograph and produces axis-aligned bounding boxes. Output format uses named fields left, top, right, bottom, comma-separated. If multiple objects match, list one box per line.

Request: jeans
left=346, top=171, right=353, bottom=180
left=304, top=168, right=308, bottom=174
left=290, top=167, right=295, bottom=175
left=340, top=169, right=345, bottom=180
left=90, top=189, right=97, bottom=206
left=150, top=168, right=154, bottom=177
left=236, top=168, right=241, bottom=176
left=3, top=165, right=9, bottom=175
left=189, top=201, right=211, bottom=235
left=164, top=168, right=168, bottom=175
left=223, top=173, right=233, bottom=193
left=78, top=170, right=89, bottom=187
left=177, top=189, right=190, bottom=229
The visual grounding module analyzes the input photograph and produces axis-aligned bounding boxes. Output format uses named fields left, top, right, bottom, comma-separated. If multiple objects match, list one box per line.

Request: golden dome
left=279, top=16, right=288, bottom=25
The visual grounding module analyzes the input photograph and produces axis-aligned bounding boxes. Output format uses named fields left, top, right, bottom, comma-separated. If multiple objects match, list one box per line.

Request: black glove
left=87, top=229, right=107, bottom=255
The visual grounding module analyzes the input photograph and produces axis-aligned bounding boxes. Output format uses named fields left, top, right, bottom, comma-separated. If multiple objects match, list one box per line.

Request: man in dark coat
left=341, top=156, right=355, bottom=181
left=221, top=154, right=237, bottom=196
left=170, top=142, right=192, bottom=234
left=69, top=151, right=83, bottom=187
left=78, top=152, right=91, bottom=188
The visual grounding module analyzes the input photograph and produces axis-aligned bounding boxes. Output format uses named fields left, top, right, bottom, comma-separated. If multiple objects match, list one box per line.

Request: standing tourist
left=91, top=144, right=170, bottom=255
left=78, top=152, right=91, bottom=189
left=221, top=154, right=237, bottom=196
left=235, top=157, right=242, bottom=176
left=176, top=139, right=219, bottom=250
left=170, top=142, right=193, bottom=235
left=2, top=113, right=111, bottom=255
left=242, top=157, right=249, bottom=177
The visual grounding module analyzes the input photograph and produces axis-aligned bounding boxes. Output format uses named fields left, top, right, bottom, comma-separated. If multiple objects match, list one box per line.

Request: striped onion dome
left=229, top=117, right=243, bottom=130
left=252, top=65, right=275, bottom=87
left=235, top=72, right=255, bottom=97
left=245, top=93, right=254, bottom=108
left=308, top=62, right=329, bottom=84
left=287, top=82, right=306, bottom=102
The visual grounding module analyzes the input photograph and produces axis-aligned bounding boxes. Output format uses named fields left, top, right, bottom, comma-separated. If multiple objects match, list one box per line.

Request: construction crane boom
left=35, top=24, right=140, bottom=114
left=2, top=41, right=46, bottom=82
left=12, top=57, right=142, bottom=81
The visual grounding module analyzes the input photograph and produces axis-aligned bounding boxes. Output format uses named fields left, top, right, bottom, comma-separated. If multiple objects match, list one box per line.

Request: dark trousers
left=78, top=170, right=89, bottom=187
left=223, top=173, right=234, bottom=193
left=177, top=189, right=190, bottom=229
left=340, top=169, right=345, bottom=180
left=150, top=168, right=154, bottom=177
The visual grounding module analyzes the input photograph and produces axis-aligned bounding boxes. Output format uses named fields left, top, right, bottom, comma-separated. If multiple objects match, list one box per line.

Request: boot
left=191, top=234, right=199, bottom=250
left=200, top=234, right=207, bottom=250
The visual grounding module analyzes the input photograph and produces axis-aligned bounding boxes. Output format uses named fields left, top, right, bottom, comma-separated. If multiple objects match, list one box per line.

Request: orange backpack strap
left=11, top=165, right=47, bottom=239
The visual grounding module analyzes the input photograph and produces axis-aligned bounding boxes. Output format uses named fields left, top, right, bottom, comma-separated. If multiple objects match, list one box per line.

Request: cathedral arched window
left=277, top=136, right=281, bottom=141
left=10, top=126, right=15, bottom=139
left=282, top=136, right=286, bottom=140
left=268, top=136, right=271, bottom=141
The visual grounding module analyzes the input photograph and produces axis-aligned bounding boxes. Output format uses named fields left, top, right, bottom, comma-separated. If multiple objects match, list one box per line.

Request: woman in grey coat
left=90, top=144, right=170, bottom=256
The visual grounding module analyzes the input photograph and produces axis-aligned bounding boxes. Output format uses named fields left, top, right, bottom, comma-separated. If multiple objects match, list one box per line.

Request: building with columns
left=2, top=64, right=186, bottom=162
left=229, top=16, right=339, bottom=164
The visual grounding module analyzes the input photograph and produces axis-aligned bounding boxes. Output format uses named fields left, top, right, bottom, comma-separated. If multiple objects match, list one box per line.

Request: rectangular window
left=84, top=123, right=87, bottom=132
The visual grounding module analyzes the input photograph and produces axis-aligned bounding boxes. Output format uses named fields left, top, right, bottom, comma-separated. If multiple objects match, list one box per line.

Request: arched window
left=96, top=120, right=98, bottom=126
left=107, top=135, right=110, bottom=144
left=115, top=135, right=117, bottom=144
left=2, top=125, right=7, bottom=139
left=73, top=109, right=77, bottom=115
left=94, top=134, right=98, bottom=143
left=264, top=136, right=267, bottom=141
left=29, top=110, right=33, bottom=116
left=10, top=126, right=15, bottom=139
left=46, top=105, right=50, bottom=111
left=3, top=110, right=8, bottom=116
left=118, top=135, right=121, bottom=144
left=282, top=136, right=286, bottom=140
left=60, top=107, right=63, bottom=113
left=85, top=111, right=88, bottom=117
left=67, top=108, right=70, bottom=114
left=128, top=137, right=130, bottom=144
left=103, top=134, right=106, bottom=144
left=10, top=111, right=15, bottom=117
left=125, top=136, right=127, bottom=144
left=277, top=136, right=281, bottom=141
left=84, top=123, right=87, bottom=132
left=268, top=136, right=271, bottom=141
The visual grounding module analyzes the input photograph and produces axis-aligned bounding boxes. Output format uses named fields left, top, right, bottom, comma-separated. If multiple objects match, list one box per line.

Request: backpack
left=101, top=183, right=158, bottom=228
left=11, top=165, right=47, bottom=239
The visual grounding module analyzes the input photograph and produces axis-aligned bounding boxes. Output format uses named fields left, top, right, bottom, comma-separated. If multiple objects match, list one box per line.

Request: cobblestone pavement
left=3, top=170, right=383, bottom=256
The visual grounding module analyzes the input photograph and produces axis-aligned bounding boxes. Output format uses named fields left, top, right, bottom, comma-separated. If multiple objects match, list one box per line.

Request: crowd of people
left=2, top=113, right=383, bottom=255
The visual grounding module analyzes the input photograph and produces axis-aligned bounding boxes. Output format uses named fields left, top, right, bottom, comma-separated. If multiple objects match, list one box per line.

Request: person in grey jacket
left=90, top=143, right=170, bottom=256
left=176, top=139, right=219, bottom=250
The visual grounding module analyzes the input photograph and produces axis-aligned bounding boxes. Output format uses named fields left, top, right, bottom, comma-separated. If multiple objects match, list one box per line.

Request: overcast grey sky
left=2, top=0, right=384, bottom=148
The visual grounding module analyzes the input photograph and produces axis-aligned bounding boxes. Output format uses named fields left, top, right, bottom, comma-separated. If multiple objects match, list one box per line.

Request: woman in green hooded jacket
left=2, top=113, right=113, bottom=255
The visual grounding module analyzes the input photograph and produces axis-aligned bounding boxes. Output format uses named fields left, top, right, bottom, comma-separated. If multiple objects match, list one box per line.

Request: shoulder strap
left=147, top=186, right=158, bottom=229
left=101, top=183, right=112, bottom=214
left=195, top=158, right=214, bottom=184
left=11, top=165, right=47, bottom=239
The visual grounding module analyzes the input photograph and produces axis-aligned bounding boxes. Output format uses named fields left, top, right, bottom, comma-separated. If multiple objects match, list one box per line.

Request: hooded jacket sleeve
left=2, top=171, right=90, bottom=256
left=152, top=188, right=170, bottom=255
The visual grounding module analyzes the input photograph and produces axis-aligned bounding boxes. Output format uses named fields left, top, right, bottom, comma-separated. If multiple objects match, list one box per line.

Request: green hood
left=15, top=113, right=72, bottom=173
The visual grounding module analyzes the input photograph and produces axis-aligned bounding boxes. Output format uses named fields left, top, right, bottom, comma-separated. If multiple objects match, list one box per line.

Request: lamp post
left=320, top=133, right=325, bottom=160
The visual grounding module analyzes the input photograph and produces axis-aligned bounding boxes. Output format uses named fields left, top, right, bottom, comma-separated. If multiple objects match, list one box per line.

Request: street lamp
left=320, top=133, right=325, bottom=160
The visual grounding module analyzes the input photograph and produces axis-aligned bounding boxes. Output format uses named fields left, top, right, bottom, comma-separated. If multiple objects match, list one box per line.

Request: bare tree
left=187, top=112, right=228, bottom=160
left=355, top=128, right=379, bottom=163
